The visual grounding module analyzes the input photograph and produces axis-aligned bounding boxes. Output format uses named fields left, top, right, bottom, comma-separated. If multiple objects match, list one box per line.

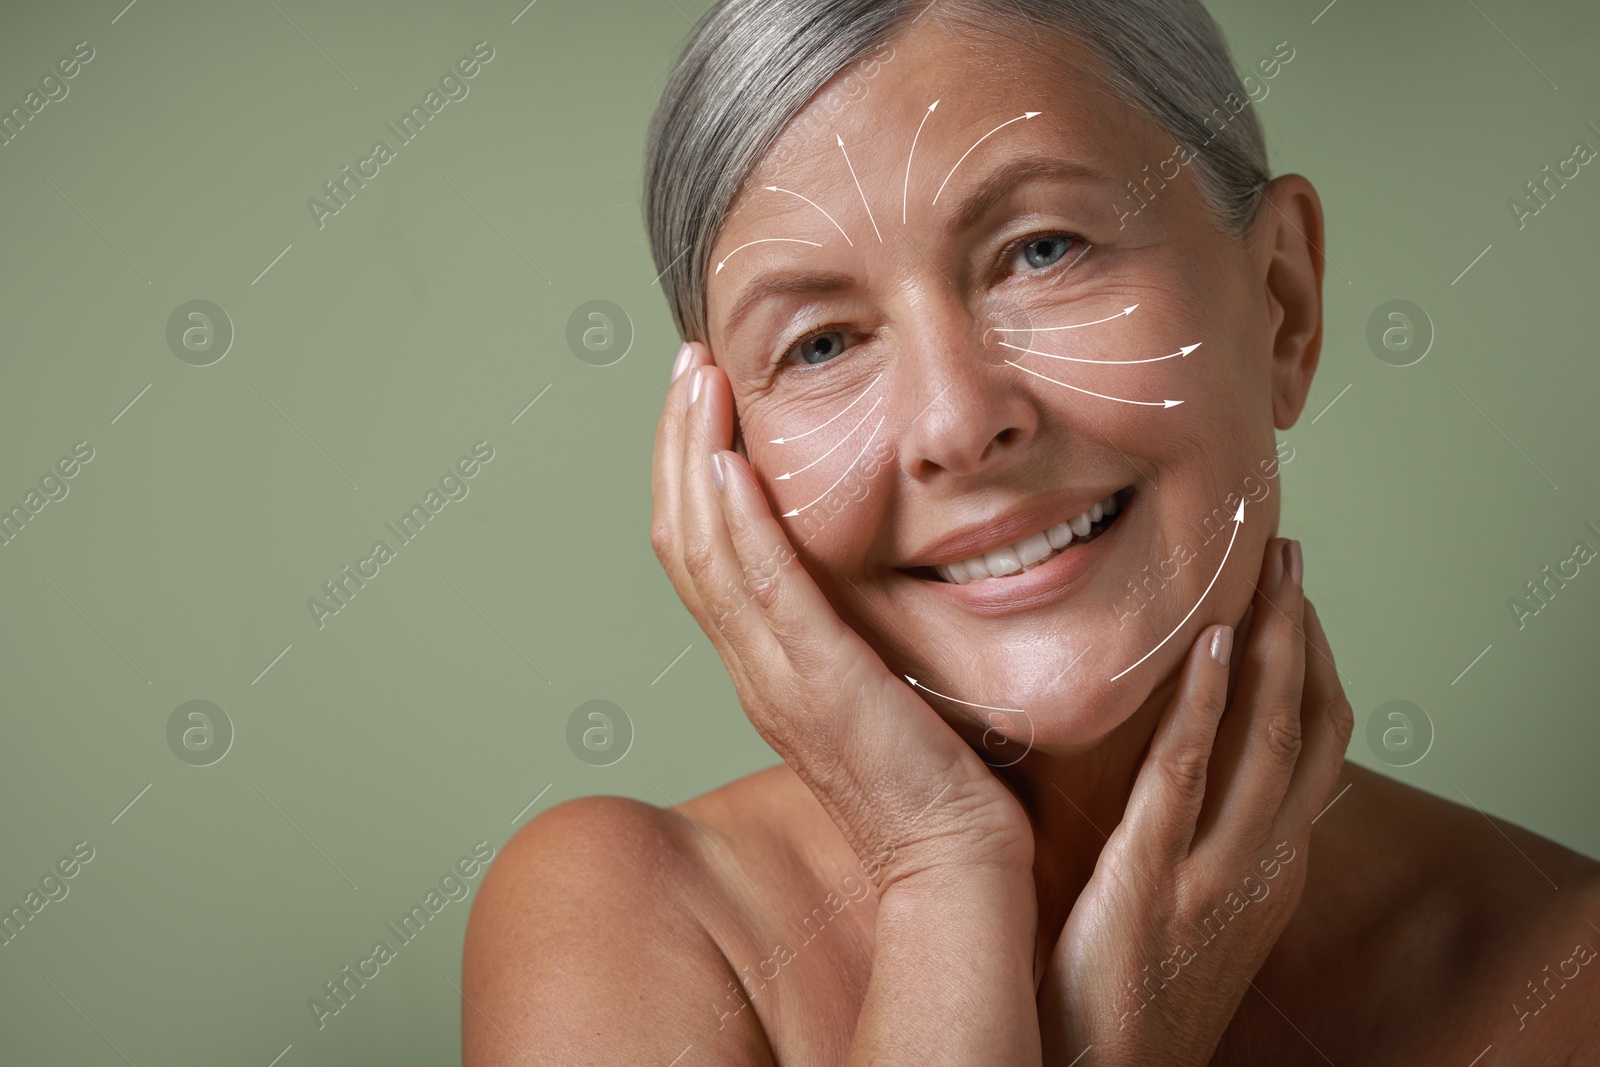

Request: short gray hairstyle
left=644, top=0, right=1271, bottom=345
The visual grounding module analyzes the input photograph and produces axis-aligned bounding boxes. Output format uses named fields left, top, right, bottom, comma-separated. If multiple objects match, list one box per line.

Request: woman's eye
left=789, top=329, right=849, bottom=366
left=1013, top=234, right=1075, bottom=271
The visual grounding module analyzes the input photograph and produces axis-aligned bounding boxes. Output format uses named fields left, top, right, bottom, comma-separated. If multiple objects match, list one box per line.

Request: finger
left=1120, top=623, right=1234, bottom=867
left=1273, top=596, right=1355, bottom=835
left=650, top=342, right=708, bottom=598
left=1199, top=537, right=1306, bottom=853
left=676, top=361, right=764, bottom=660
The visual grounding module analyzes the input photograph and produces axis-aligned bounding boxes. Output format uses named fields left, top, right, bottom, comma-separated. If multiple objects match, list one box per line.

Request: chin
left=875, top=479, right=1266, bottom=754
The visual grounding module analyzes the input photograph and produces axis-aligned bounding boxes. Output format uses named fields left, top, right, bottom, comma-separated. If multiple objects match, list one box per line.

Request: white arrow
left=765, top=186, right=853, bottom=247
left=905, top=675, right=1025, bottom=714
left=716, top=238, right=823, bottom=274
left=837, top=134, right=883, bottom=243
left=775, top=396, right=883, bottom=479
left=1000, top=341, right=1201, bottom=365
left=932, top=111, right=1041, bottom=207
left=1109, top=499, right=1244, bottom=682
left=1007, top=360, right=1183, bottom=407
left=771, top=373, right=882, bottom=443
left=902, top=99, right=940, bottom=225
left=988, top=305, right=1139, bottom=333
left=783, top=414, right=886, bottom=516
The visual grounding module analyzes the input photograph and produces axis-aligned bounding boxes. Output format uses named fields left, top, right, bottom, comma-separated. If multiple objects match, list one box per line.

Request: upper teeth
left=934, top=494, right=1119, bottom=584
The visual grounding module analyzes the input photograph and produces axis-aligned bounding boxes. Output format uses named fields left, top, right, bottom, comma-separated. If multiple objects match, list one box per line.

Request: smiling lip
left=904, top=488, right=1134, bottom=615
left=903, top=486, right=1133, bottom=568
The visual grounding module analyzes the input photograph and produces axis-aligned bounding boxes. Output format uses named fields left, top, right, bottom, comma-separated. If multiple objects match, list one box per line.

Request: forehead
left=708, top=17, right=1168, bottom=324
left=730, top=18, right=1151, bottom=212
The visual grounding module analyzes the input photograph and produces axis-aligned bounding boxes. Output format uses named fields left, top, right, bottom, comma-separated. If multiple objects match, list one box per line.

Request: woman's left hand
left=1037, top=538, right=1354, bottom=1066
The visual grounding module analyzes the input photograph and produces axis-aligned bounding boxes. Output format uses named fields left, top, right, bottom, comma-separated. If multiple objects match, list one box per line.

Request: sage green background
left=2, top=0, right=1597, bottom=1062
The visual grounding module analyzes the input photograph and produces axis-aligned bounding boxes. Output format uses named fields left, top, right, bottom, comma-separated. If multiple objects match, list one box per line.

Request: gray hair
left=644, top=0, right=1271, bottom=345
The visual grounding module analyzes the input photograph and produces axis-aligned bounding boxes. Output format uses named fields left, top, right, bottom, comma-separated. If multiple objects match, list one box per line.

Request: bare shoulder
left=461, top=777, right=795, bottom=1066
left=1282, top=764, right=1600, bottom=1061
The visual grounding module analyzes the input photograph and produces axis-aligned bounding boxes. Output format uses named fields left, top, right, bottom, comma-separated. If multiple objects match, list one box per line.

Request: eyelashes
left=769, top=229, right=1090, bottom=372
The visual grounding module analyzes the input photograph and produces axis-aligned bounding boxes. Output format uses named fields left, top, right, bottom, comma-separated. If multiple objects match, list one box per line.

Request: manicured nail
left=670, top=342, right=692, bottom=383
left=1284, top=539, right=1302, bottom=587
left=709, top=451, right=725, bottom=491
left=1210, top=625, right=1233, bottom=667
left=689, top=366, right=705, bottom=406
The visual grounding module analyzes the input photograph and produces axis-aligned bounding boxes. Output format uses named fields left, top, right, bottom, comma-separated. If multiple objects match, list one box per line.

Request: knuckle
left=1263, top=704, right=1303, bottom=764
left=649, top=517, right=675, bottom=566
left=1327, top=695, right=1356, bottom=747
left=743, top=561, right=784, bottom=614
left=680, top=534, right=717, bottom=585
left=1157, top=744, right=1210, bottom=803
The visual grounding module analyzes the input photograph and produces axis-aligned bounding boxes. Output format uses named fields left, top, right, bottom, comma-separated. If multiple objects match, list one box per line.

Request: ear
left=1249, top=175, right=1325, bottom=430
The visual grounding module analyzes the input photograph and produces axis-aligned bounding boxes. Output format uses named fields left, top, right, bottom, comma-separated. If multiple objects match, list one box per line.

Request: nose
left=893, top=298, right=1039, bottom=481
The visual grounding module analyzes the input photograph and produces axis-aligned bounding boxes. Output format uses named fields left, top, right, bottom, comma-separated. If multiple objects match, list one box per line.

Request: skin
left=462, top=17, right=1600, bottom=1065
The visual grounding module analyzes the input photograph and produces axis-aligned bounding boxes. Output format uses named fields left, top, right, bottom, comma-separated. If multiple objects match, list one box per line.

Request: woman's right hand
left=650, top=340, right=1035, bottom=892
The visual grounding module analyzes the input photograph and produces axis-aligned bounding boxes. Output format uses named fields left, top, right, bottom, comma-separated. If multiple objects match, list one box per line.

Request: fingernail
left=670, top=342, right=693, bottom=383
left=709, top=451, right=725, bottom=491
left=1210, top=625, right=1233, bottom=666
left=1284, top=539, right=1302, bottom=587
left=689, top=366, right=705, bottom=406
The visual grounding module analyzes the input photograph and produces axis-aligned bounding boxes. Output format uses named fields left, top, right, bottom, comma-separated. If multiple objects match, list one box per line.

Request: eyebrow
left=721, top=154, right=1115, bottom=339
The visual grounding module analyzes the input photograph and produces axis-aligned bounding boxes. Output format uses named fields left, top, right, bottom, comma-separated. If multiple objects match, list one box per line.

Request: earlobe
left=1256, top=175, right=1326, bottom=431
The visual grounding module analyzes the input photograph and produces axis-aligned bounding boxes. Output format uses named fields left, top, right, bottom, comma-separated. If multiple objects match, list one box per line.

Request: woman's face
left=703, top=19, right=1321, bottom=751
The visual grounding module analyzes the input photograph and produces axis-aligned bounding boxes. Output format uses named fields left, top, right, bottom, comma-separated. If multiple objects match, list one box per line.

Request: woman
left=463, top=1, right=1600, bottom=1062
